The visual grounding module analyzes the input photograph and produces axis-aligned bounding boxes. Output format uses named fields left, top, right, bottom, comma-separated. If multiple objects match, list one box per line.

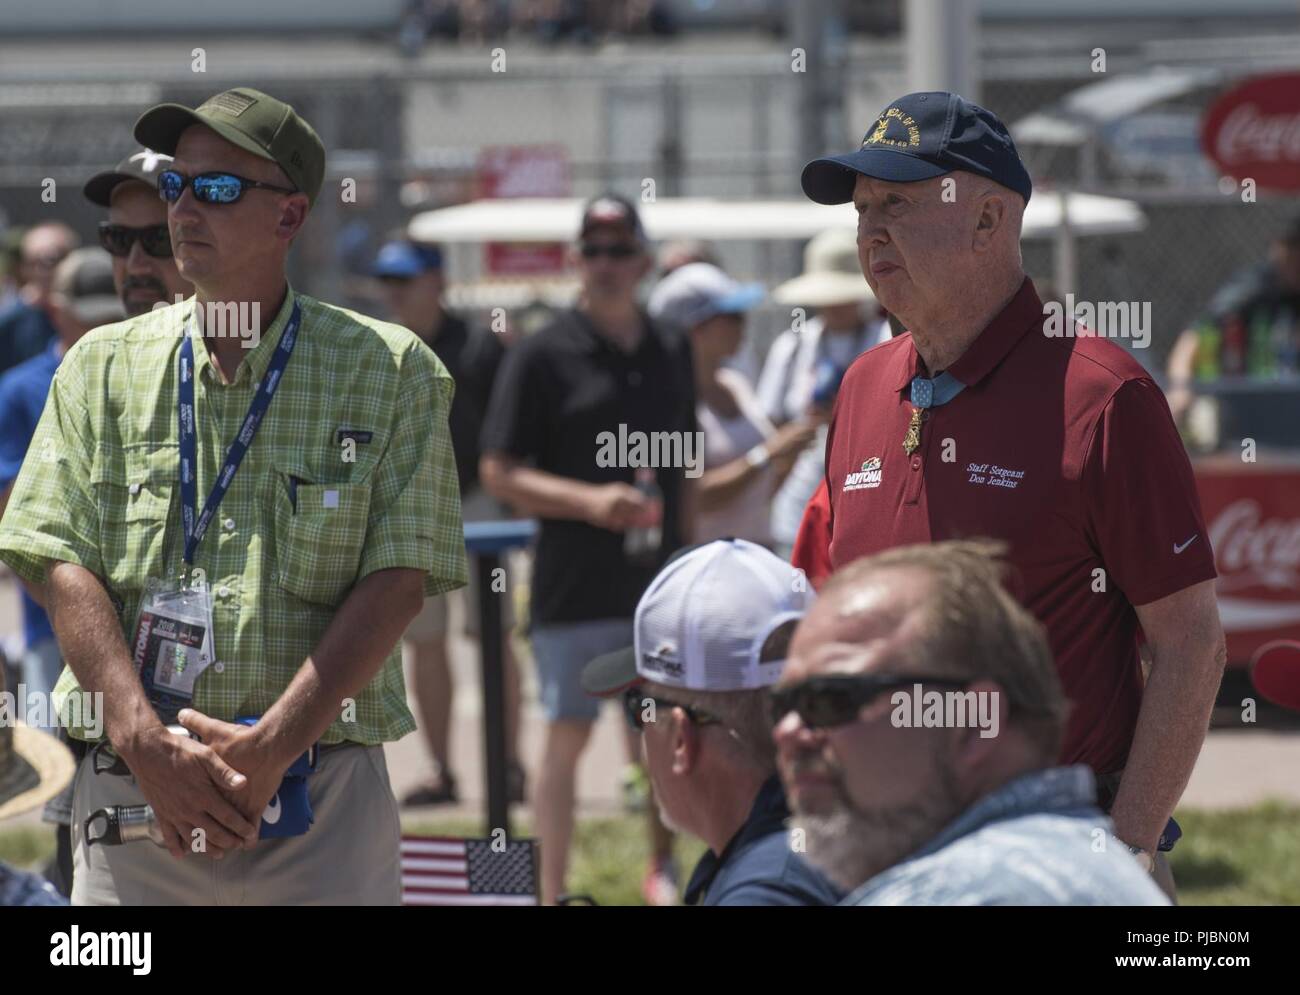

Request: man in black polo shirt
left=375, top=239, right=526, bottom=807
left=481, top=194, right=697, bottom=904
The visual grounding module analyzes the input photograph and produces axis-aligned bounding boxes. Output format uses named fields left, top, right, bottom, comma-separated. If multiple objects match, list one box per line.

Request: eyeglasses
left=768, top=673, right=968, bottom=730
left=580, top=242, right=640, bottom=260
left=97, top=222, right=172, bottom=259
left=622, top=687, right=721, bottom=732
left=157, top=169, right=297, bottom=205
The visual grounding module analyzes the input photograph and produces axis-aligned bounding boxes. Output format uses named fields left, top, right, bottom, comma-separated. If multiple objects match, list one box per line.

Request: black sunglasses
left=768, top=673, right=968, bottom=730
left=157, top=169, right=297, bottom=205
left=622, top=687, right=721, bottom=732
left=97, top=222, right=172, bottom=259
left=580, top=242, right=640, bottom=260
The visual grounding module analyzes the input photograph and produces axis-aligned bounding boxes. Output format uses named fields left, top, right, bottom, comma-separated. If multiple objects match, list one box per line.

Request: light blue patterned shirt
left=842, top=765, right=1170, bottom=906
left=0, top=862, right=67, bottom=906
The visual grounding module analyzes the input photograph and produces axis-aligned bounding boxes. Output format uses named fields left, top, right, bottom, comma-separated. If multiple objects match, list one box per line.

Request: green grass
left=6, top=803, right=1298, bottom=905
left=1167, top=802, right=1300, bottom=906
left=0, top=825, right=58, bottom=871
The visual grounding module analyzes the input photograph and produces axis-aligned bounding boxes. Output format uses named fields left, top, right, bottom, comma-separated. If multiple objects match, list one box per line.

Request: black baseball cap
left=134, top=87, right=325, bottom=207
left=579, top=193, right=647, bottom=243
left=801, top=91, right=1032, bottom=206
left=84, top=149, right=175, bottom=207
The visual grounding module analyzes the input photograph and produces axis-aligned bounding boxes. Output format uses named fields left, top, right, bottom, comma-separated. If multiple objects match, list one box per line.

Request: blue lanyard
left=178, top=301, right=300, bottom=564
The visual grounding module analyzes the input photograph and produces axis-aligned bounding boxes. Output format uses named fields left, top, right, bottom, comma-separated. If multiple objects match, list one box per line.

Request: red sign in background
left=1194, top=457, right=1300, bottom=667
left=477, top=145, right=570, bottom=275
left=1201, top=73, right=1300, bottom=192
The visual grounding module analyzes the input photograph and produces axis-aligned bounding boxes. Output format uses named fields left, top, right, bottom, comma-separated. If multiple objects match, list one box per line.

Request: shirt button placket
left=903, top=411, right=928, bottom=506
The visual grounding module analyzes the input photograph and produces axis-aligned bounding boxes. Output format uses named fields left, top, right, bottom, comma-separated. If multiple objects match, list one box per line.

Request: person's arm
left=1110, top=580, right=1225, bottom=854
left=47, top=562, right=257, bottom=858
left=480, top=453, right=651, bottom=532
left=1082, top=379, right=1223, bottom=854
left=1165, top=327, right=1201, bottom=425
left=187, top=343, right=471, bottom=823
left=696, top=418, right=817, bottom=512
left=180, top=567, right=426, bottom=824
left=478, top=330, right=652, bottom=531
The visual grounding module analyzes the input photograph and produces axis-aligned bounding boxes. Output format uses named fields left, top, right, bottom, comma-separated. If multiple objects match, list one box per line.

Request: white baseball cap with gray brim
left=582, top=538, right=814, bottom=697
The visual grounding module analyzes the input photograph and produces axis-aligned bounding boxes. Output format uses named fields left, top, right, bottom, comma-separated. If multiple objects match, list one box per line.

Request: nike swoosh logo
left=1174, top=535, right=1198, bottom=554
left=263, top=794, right=282, bottom=825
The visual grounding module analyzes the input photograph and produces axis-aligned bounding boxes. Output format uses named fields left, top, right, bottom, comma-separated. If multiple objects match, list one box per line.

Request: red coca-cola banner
left=1195, top=460, right=1300, bottom=667
left=1201, top=73, right=1300, bottom=192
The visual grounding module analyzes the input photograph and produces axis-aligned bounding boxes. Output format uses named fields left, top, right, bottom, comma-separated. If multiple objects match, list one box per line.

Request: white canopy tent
left=409, top=192, right=1145, bottom=306
left=410, top=192, right=1144, bottom=243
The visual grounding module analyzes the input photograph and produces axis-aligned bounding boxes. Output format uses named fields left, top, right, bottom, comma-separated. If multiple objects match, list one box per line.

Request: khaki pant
left=70, top=744, right=401, bottom=906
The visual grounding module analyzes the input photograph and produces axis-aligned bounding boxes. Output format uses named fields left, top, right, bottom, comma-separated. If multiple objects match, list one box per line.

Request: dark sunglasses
left=157, top=169, right=297, bottom=205
left=580, top=242, right=640, bottom=260
left=622, top=687, right=721, bottom=732
left=768, top=673, right=968, bottom=730
left=97, top=222, right=172, bottom=259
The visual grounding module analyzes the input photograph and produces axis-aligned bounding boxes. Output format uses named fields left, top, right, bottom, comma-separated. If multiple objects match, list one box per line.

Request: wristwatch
left=744, top=443, right=771, bottom=469
left=1118, top=839, right=1155, bottom=874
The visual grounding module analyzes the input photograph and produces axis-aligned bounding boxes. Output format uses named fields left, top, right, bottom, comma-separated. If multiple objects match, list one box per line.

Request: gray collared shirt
left=842, top=765, right=1170, bottom=906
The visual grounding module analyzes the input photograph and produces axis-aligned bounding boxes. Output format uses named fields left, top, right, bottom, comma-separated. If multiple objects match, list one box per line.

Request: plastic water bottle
left=623, top=468, right=663, bottom=567
left=1194, top=319, right=1221, bottom=382
left=1222, top=314, right=1247, bottom=376
left=1248, top=311, right=1275, bottom=377
left=1273, top=307, right=1297, bottom=375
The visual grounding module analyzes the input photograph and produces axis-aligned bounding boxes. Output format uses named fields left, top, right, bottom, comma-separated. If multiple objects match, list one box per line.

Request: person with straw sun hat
left=0, top=663, right=75, bottom=905
left=757, top=228, right=890, bottom=559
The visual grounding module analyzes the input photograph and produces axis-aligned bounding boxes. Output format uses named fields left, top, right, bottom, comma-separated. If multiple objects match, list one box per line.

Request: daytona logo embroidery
left=844, top=456, right=883, bottom=491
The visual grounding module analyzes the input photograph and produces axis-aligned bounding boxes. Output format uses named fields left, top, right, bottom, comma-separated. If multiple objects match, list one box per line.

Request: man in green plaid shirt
left=0, top=88, right=466, bottom=905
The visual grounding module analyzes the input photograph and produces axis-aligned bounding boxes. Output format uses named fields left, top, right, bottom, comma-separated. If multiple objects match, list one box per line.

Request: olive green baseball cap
left=133, top=87, right=325, bottom=207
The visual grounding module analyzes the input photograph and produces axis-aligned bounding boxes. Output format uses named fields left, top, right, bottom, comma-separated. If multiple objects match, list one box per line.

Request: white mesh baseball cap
left=582, top=538, right=814, bottom=696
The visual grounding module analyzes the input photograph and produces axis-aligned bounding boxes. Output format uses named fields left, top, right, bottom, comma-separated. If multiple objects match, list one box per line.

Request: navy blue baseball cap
left=372, top=241, right=443, bottom=278
left=801, top=91, right=1032, bottom=206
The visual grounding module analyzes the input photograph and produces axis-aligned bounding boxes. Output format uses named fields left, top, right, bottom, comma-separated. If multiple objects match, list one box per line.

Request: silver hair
left=638, top=680, right=776, bottom=773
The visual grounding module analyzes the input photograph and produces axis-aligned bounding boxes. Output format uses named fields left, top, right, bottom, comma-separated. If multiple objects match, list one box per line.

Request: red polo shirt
left=793, top=277, right=1217, bottom=775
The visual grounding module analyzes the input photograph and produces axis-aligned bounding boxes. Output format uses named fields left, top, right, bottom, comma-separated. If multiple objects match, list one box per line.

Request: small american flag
left=400, top=835, right=540, bottom=906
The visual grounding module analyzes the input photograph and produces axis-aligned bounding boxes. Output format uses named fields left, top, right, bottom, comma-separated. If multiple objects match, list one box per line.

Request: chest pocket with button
left=271, top=464, right=372, bottom=607
left=90, top=444, right=178, bottom=600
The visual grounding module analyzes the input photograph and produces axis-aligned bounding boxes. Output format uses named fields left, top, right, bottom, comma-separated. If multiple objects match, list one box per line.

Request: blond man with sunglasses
left=774, top=540, right=1169, bottom=906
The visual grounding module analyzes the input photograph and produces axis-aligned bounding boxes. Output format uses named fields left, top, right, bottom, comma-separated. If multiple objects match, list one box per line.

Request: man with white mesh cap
left=582, top=538, right=841, bottom=906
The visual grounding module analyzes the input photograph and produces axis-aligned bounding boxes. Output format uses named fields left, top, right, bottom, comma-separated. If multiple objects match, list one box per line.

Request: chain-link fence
left=1, top=32, right=1295, bottom=374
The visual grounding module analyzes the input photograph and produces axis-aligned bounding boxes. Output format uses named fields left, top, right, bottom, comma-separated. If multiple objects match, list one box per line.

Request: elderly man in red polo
left=791, top=91, right=1225, bottom=897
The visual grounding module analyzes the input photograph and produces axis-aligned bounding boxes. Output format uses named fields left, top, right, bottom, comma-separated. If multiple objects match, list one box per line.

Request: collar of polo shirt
left=890, top=277, right=1044, bottom=391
